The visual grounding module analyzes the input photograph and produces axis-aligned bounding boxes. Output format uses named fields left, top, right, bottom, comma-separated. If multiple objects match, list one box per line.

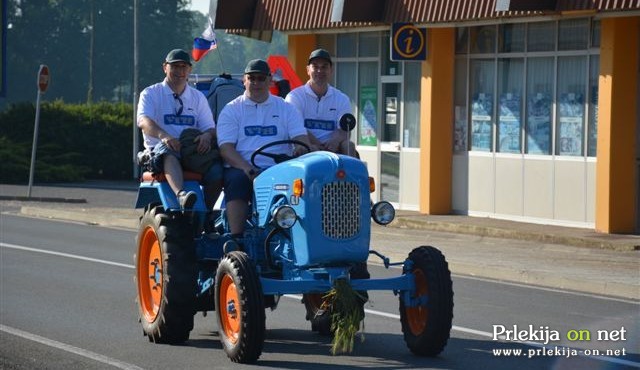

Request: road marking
left=1, top=325, right=144, bottom=370
left=0, top=242, right=134, bottom=269
left=378, top=262, right=639, bottom=305
left=4, top=242, right=639, bottom=368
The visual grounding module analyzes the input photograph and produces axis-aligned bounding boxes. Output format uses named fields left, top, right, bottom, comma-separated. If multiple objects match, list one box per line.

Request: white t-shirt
left=217, top=94, right=307, bottom=168
left=137, top=80, right=215, bottom=149
left=285, top=83, right=351, bottom=144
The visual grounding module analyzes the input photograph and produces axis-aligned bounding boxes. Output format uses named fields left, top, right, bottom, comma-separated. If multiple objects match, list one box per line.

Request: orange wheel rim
left=138, top=226, right=163, bottom=323
left=406, top=269, right=428, bottom=335
left=219, top=274, right=241, bottom=344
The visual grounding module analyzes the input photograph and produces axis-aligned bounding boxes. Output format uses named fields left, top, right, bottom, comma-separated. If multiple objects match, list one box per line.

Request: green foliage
left=0, top=101, right=133, bottom=183
left=326, top=279, right=366, bottom=355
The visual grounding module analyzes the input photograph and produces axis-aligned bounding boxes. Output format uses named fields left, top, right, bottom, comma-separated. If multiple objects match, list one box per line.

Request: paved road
left=1, top=215, right=638, bottom=369
left=1, top=181, right=638, bottom=300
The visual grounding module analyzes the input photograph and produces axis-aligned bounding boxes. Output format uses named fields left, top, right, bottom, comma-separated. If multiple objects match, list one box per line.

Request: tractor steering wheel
left=250, top=140, right=311, bottom=169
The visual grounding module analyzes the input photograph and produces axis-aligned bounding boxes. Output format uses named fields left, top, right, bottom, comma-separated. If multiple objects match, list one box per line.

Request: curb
left=390, top=217, right=640, bottom=252
left=0, top=195, right=87, bottom=204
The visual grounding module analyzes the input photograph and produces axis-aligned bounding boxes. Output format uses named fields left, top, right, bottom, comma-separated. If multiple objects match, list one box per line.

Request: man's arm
left=219, top=143, right=258, bottom=179
left=138, top=116, right=181, bottom=151
left=291, top=134, right=312, bottom=156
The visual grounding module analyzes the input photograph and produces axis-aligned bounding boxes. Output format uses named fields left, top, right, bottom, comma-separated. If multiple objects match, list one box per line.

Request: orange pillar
left=287, top=34, right=316, bottom=84
left=596, top=17, right=639, bottom=233
left=420, top=28, right=455, bottom=214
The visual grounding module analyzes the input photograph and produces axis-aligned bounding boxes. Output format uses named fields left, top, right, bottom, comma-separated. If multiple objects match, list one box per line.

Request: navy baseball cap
left=165, top=49, right=192, bottom=65
left=308, top=48, right=332, bottom=65
left=244, top=59, right=271, bottom=75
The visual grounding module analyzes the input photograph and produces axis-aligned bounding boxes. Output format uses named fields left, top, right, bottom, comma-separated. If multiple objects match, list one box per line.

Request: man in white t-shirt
left=137, top=49, right=222, bottom=210
left=217, top=59, right=310, bottom=238
left=285, top=48, right=357, bottom=157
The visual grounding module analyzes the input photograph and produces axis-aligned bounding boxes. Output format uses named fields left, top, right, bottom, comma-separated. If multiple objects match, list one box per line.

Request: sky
left=189, top=0, right=210, bottom=15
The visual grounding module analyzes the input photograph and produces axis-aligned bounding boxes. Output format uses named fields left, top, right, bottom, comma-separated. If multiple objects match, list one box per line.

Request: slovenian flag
left=192, top=17, right=217, bottom=62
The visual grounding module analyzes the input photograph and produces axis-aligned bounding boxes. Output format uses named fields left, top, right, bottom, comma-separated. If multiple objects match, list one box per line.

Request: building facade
left=213, top=0, right=640, bottom=234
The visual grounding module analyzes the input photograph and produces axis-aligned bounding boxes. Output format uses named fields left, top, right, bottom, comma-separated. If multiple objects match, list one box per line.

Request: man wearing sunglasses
left=137, top=49, right=222, bottom=210
left=286, top=48, right=358, bottom=157
left=217, top=59, right=311, bottom=240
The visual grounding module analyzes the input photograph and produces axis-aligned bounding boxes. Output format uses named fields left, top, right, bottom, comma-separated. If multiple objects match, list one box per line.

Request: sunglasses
left=247, top=75, right=268, bottom=82
left=173, top=93, right=183, bottom=116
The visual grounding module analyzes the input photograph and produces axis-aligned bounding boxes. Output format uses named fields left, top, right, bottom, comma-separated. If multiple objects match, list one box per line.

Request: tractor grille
left=321, top=181, right=360, bottom=239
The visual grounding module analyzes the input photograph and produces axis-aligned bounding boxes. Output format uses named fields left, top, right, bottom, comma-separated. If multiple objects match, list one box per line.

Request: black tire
left=400, top=246, right=453, bottom=356
left=135, top=205, right=196, bottom=344
left=303, top=292, right=332, bottom=335
left=303, top=262, right=370, bottom=336
left=215, top=251, right=266, bottom=363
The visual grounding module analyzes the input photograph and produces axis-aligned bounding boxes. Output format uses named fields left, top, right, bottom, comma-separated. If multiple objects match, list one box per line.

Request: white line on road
left=3, top=242, right=639, bottom=368
left=1, top=242, right=134, bottom=269
left=1, top=325, right=144, bottom=370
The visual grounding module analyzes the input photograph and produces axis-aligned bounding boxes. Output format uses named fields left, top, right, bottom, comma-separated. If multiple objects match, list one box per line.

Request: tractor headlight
left=371, top=201, right=395, bottom=225
left=273, top=205, right=297, bottom=229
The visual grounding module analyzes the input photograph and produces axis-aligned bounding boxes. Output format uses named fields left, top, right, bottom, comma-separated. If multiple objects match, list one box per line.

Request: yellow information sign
left=391, top=23, right=427, bottom=61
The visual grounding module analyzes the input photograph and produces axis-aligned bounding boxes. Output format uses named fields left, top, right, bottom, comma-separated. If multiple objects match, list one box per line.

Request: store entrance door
left=379, top=77, right=402, bottom=204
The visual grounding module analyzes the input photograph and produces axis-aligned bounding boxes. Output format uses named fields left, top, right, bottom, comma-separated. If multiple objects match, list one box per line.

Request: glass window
left=454, top=59, right=468, bottom=152
left=357, top=62, right=379, bottom=146
left=382, top=83, right=401, bottom=142
left=316, top=34, right=335, bottom=55
left=403, top=62, right=421, bottom=148
left=335, top=62, right=357, bottom=114
left=499, top=24, right=525, bottom=53
left=591, top=20, right=601, bottom=48
left=470, top=25, right=496, bottom=54
left=559, top=18, right=589, bottom=50
left=380, top=152, right=399, bottom=203
left=526, top=57, right=554, bottom=155
left=337, top=33, right=357, bottom=58
left=497, top=58, right=524, bottom=153
left=381, top=31, right=402, bottom=75
left=470, top=59, right=495, bottom=151
left=359, top=32, right=379, bottom=57
left=556, top=56, right=587, bottom=156
left=527, top=21, right=555, bottom=52
left=587, top=55, right=599, bottom=157
left=456, top=27, right=469, bottom=54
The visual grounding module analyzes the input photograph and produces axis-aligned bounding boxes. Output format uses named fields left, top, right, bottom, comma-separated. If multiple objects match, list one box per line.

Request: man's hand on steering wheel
left=250, top=139, right=311, bottom=169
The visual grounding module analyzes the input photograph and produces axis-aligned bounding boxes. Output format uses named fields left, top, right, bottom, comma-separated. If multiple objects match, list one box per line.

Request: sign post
left=27, top=64, right=50, bottom=197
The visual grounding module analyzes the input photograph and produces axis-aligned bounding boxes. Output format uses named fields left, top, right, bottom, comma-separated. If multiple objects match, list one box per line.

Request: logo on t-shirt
left=245, top=125, right=278, bottom=136
left=164, top=115, right=196, bottom=126
left=304, top=119, right=335, bottom=131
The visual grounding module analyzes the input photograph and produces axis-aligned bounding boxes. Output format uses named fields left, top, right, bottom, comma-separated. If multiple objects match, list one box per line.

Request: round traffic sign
left=38, top=65, right=50, bottom=93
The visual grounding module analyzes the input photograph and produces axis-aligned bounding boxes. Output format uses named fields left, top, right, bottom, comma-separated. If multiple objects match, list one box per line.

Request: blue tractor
left=134, top=113, right=454, bottom=363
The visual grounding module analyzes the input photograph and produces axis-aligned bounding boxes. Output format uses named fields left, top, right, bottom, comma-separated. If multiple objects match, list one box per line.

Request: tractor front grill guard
left=321, top=181, right=360, bottom=239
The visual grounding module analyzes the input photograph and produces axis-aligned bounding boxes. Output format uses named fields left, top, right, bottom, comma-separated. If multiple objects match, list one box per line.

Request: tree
left=1, top=0, right=197, bottom=108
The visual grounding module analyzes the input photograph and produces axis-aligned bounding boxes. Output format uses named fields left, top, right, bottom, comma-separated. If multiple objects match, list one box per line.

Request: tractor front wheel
left=400, top=246, right=453, bottom=356
left=215, top=251, right=265, bottom=363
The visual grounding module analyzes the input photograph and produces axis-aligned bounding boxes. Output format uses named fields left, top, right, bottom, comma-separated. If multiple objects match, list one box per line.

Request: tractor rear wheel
left=215, top=251, right=265, bottom=363
left=135, top=205, right=196, bottom=344
left=399, top=246, right=453, bottom=356
left=303, top=262, right=370, bottom=336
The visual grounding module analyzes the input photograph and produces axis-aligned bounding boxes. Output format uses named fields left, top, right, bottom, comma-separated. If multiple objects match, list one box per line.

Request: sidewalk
left=1, top=182, right=639, bottom=300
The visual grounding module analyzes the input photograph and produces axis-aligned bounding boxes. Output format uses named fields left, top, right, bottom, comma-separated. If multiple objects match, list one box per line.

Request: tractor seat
left=141, top=171, right=203, bottom=183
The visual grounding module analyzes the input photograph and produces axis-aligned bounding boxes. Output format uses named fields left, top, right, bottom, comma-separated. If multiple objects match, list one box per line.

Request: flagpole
left=132, top=0, right=139, bottom=179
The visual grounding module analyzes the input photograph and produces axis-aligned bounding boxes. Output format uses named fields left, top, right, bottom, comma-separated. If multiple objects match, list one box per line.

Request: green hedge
left=0, top=100, right=134, bottom=183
